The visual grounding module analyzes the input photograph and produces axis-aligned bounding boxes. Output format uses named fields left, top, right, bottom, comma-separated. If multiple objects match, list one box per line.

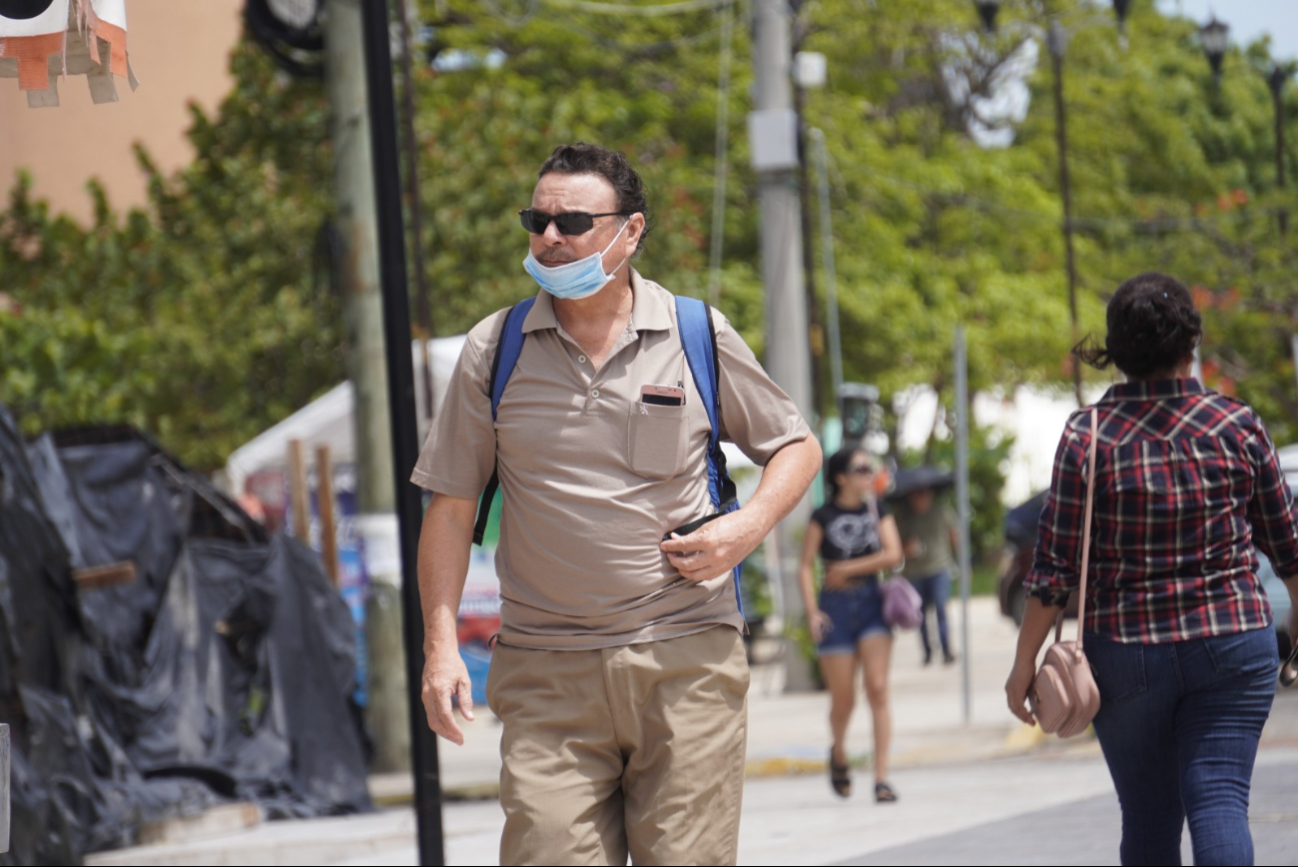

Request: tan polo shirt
left=411, top=271, right=812, bottom=650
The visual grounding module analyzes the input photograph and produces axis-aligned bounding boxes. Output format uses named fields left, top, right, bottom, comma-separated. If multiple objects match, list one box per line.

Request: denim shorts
left=816, top=579, right=891, bottom=656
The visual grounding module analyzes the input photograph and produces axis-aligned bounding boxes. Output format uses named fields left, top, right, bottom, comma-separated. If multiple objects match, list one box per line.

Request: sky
left=1157, top=0, right=1298, bottom=62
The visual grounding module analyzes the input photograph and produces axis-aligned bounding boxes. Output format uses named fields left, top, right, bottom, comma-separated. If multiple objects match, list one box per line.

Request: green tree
left=0, top=44, right=338, bottom=469
left=2, top=0, right=1295, bottom=472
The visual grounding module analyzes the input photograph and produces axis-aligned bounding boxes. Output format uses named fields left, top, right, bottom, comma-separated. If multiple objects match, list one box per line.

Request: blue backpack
left=472, top=295, right=744, bottom=615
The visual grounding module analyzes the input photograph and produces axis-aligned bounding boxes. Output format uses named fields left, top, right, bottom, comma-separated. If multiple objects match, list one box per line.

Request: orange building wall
left=0, top=1, right=243, bottom=223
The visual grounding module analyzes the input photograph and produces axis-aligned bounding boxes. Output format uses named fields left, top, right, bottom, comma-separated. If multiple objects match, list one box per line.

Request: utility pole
left=324, top=0, right=409, bottom=774
left=750, top=0, right=816, bottom=690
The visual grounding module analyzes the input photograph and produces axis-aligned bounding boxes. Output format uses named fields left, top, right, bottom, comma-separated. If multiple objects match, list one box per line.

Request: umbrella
left=1004, top=491, right=1049, bottom=550
left=885, top=465, right=955, bottom=500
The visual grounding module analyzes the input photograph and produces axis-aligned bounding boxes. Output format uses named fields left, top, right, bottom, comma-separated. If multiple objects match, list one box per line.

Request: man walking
left=411, top=142, right=820, bottom=866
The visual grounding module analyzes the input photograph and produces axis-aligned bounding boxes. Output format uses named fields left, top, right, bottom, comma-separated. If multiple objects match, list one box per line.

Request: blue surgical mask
left=522, top=219, right=630, bottom=300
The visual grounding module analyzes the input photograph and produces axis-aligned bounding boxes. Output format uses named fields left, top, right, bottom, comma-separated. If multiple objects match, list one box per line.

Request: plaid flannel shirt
left=1026, top=378, right=1298, bottom=643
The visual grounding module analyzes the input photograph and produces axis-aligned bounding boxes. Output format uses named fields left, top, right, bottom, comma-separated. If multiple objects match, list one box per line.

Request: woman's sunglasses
left=519, top=208, right=632, bottom=236
left=848, top=465, right=874, bottom=476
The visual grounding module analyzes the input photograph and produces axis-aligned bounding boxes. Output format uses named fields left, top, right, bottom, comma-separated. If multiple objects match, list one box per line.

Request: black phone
left=662, top=512, right=724, bottom=542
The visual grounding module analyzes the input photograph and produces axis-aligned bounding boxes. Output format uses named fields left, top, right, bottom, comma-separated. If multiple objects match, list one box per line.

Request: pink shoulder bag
left=1029, top=408, right=1101, bottom=739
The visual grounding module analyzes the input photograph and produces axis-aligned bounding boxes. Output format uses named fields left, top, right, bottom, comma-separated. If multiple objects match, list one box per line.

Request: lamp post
left=1268, top=64, right=1290, bottom=236
left=1199, top=16, right=1229, bottom=80
left=974, top=0, right=1130, bottom=407
left=1198, top=18, right=1290, bottom=237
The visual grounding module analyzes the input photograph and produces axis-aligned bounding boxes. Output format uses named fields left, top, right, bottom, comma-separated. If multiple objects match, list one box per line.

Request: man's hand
left=421, top=644, right=476, bottom=745
left=660, top=511, right=761, bottom=582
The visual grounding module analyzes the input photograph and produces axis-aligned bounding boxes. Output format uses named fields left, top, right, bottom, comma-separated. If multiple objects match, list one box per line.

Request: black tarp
left=0, top=408, right=371, bottom=864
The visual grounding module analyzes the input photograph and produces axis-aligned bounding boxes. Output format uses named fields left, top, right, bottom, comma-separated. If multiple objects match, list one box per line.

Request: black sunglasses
left=518, top=208, right=632, bottom=236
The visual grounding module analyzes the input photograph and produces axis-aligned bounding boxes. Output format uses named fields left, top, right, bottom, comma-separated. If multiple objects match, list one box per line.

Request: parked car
left=998, top=492, right=1079, bottom=625
left=997, top=492, right=1290, bottom=657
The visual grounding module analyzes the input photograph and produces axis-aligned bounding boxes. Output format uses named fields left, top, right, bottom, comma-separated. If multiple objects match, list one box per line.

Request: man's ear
left=626, top=213, right=646, bottom=249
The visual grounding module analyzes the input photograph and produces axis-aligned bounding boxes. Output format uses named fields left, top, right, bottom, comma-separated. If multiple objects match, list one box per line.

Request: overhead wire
left=542, top=0, right=727, bottom=16
left=479, top=0, right=541, bottom=27
left=561, top=15, right=727, bottom=51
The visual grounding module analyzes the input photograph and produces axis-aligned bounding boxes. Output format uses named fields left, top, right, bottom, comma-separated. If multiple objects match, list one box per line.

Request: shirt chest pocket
left=627, top=403, right=690, bottom=479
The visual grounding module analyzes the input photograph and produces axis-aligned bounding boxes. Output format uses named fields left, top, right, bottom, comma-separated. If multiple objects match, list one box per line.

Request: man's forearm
left=417, top=493, right=478, bottom=654
left=743, top=435, right=823, bottom=539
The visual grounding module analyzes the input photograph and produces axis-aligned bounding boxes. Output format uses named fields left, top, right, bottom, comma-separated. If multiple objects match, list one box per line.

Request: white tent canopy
left=224, top=333, right=756, bottom=494
left=224, top=336, right=466, bottom=494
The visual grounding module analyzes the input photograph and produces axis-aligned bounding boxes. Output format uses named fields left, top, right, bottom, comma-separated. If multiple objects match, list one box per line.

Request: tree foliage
left=1, top=0, right=1295, bottom=470
left=0, top=45, right=338, bottom=469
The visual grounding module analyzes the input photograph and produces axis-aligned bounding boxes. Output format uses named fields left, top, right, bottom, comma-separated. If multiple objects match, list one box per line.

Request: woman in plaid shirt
left=1005, top=272, right=1298, bottom=866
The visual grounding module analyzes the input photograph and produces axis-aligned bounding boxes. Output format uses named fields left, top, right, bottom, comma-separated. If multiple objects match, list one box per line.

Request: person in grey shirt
left=891, top=477, right=958, bottom=665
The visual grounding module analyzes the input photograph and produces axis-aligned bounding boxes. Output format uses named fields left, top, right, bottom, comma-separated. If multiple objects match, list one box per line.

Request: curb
left=412, top=726, right=1096, bottom=804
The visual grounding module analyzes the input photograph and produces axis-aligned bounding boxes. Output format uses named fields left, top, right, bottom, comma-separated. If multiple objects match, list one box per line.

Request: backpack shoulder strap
left=674, top=295, right=737, bottom=512
left=674, top=296, right=719, bottom=446
left=489, top=297, right=536, bottom=420
left=674, top=294, right=744, bottom=621
left=474, top=297, right=535, bottom=545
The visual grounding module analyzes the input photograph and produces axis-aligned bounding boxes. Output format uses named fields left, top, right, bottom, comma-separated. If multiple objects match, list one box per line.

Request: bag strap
left=473, top=297, right=535, bottom=546
left=1057, top=407, right=1099, bottom=643
left=674, top=296, right=738, bottom=513
left=674, top=295, right=744, bottom=616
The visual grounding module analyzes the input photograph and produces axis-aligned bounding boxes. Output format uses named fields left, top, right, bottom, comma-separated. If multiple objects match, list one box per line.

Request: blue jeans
left=912, top=571, right=951, bottom=657
left=1086, top=628, right=1277, bottom=866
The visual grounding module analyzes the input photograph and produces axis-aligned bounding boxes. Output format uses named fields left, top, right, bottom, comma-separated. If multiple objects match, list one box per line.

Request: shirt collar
left=520, top=269, right=673, bottom=335
left=1101, top=377, right=1207, bottom=403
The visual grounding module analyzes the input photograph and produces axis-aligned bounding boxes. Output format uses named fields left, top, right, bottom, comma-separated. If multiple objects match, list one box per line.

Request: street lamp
left=974, top=0, right=998, bottom=33
left=970, top=0, right=1130, bottom=407
left=1199, top=16, right=1229, bottom=79
left=1196, top=17, right=1290, bottom=237
left=975, top=0, right=1132, bottom=34
left=1268, top=64, right=1291, bottom=235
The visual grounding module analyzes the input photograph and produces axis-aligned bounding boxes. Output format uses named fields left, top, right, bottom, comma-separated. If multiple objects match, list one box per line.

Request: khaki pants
left=485, top=626, right=749, bottom=866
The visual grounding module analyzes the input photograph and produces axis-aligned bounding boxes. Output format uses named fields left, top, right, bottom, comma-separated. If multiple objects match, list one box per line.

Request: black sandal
left=874, top=781, right=898, bottom=803
left=829, top=750, right=852, bottom=798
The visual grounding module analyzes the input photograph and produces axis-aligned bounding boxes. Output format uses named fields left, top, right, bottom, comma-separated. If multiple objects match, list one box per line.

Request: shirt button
left=578, top=355, right=587, bottom=364
left=591, top=389, right=600, bottom=398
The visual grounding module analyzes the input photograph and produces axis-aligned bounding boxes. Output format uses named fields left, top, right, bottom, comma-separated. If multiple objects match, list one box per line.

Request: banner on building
left=0, top=0, right=137, bottom=108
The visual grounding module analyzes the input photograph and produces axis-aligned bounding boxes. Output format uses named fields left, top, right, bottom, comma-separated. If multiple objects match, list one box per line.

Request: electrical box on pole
left=838, top=382, right=881, bottom=448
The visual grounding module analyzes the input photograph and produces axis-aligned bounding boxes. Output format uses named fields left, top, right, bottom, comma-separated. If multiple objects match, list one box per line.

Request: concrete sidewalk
left=402, top=594, right=1031, bottom=802
left=83, top=597, right=1089, bottom=867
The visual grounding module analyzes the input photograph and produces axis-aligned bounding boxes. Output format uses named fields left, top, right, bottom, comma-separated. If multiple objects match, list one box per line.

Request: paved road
left=841, top=758, right=1298, bottom=866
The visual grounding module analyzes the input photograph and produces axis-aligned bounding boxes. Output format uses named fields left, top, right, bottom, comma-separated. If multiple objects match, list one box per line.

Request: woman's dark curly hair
left=538, top=142, right=653, bottom=255
left=1073, top=272, right=1202, bottom=378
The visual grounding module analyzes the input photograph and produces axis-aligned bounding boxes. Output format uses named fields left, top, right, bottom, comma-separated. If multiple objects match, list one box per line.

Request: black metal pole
left=795, top=88, right=825, bottom=422
left=1049, top=23, right=1084, bottom=408
left=358, top=1, right=445, bottom=865
left=1272, top=68, right=1288, bottom=236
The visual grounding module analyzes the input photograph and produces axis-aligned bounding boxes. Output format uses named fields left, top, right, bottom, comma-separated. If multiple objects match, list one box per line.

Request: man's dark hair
left=538, top=143, right=652, bottom=253
left=1074, top=271, right=1202, bottom=379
